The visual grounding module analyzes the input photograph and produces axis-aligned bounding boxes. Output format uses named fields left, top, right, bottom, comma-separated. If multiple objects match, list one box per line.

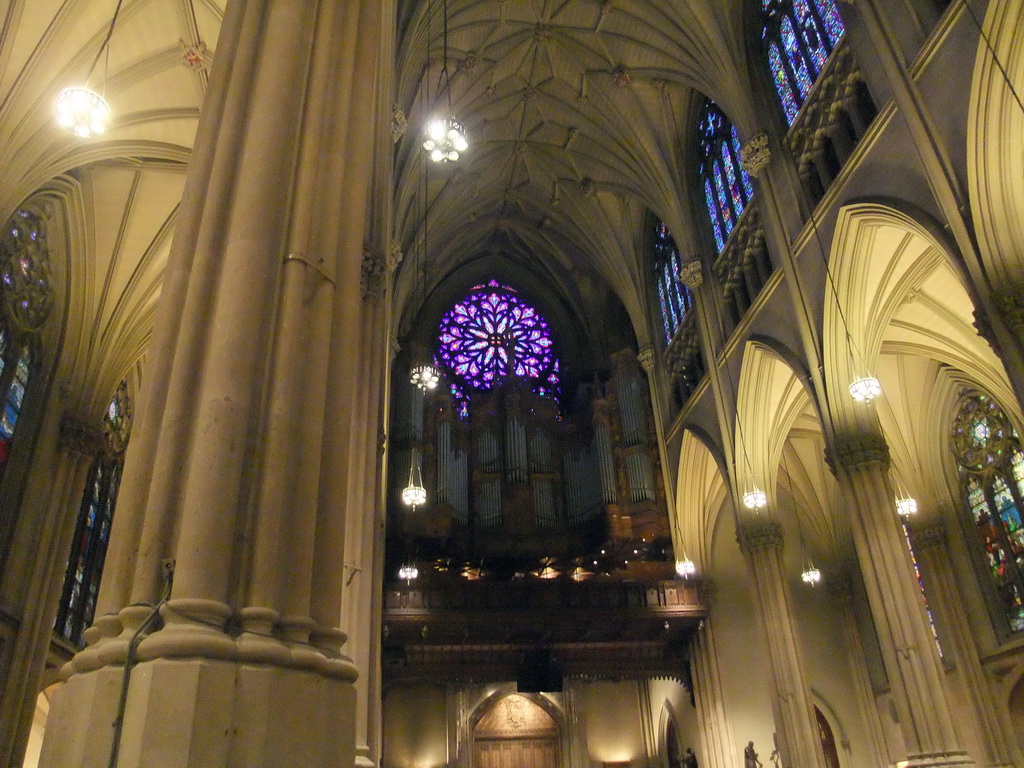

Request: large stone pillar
left=910, top=521, right=1024, bottom=768
left=827, top=575, right=892, bottom=768
left=37, top=0, right=390, bottom=765
left=689, top=583, right=740, bottom=768
left=826, top=432, right=975, bottom=768
left=738, top=517, right=828, bottom=768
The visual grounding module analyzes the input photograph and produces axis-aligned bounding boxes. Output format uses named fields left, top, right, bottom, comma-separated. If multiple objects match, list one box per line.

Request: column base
left=355, top=745, right=376, bottom=768
left=904, top=752, right=977, bottom=768
left=39, top=657, right=357, bottom=768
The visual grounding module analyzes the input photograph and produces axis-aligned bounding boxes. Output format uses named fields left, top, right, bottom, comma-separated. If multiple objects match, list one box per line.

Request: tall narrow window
left=0, top=209, right=51, bottom=476
left=653, top=223, right=692, bottom=343
left=951, top=392, right=1024, bottom=634
left=56, top=380, right=133, bottom=647
left=762, top=0, right=845, bottom=124
left=698, top=102, right=754, bottom=251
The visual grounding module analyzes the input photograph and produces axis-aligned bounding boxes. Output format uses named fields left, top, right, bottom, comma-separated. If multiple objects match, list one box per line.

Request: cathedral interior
left=0, top=0, right=1023, bottom=767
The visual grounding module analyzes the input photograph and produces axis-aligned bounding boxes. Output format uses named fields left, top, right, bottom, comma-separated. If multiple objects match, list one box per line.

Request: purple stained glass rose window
left=437, top=280, right=559, bottom=400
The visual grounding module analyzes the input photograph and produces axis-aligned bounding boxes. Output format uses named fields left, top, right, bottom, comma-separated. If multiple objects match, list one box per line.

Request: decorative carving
left=58, top=416, right=105, bottom=459
left=180, top=40, right=210, bottom=71
left=388, top=240, right=404, bottom=271
left=825, top=431, right=890, bottom=475
left=636, top=345, right=655, bottom=374
left=698, top=578, right=717, bottom=608
left=825, top=573, right=854, bottom=602
left=909, top=522, right=947, bottom=552
left=990, top=282, right=1024, bottom=342
left=678, top=259, right=704, bottom=289
left=390, top=336, right=401, bottom=362
left=711, top=204, right=766, bottom=300
left=104, top=379, right=133, bottom=455
left=738, top=517, right=784, bottom=553
left=740, top=132, right=771, bottom=177
left=391, top=104, right=407, bottom=143
left=613, top=65, right=632, bottom=87
left=361, top=244, right=386, bottom=298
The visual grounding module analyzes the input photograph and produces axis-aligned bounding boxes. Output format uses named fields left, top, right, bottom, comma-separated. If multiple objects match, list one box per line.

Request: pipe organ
left=389, top=349, right=670, bottom=563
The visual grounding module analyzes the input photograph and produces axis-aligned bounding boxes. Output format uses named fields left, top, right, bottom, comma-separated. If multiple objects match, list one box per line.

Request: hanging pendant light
left=849, top=375, right=882, bottom=403
left=895, top=496, right=918, bottom=517
left=410, top=363, right=440, bottom=391
left=422, top=0, right=468, bottom=163
left=55, top=87, right=110, bottom=138
left=401, top=448, right=427, bottom=508
left=801, top=562, right=822, bottom=585
left=55, top=0, right=124, bottom=138
left=675, top=557, right=697, bottom=578
left=398, top=564, right=419, bottom=582
left=743, top=487, right=768, bottom=510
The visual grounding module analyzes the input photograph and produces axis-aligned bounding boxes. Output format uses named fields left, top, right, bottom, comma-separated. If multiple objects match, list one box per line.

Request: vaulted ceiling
left=0, top=0, right=759, bottom=405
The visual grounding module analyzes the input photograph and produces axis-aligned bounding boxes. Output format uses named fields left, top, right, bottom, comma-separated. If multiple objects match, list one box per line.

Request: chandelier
left=675, top=557, right=697, bottom=578
left=401, top=449, right=427, bottom=509
left=801, top=564, right=822, bottom=585
left=895, top=496, right=918, bottom=517
left=55, top=87, right=110, bottom=138
left=55, top=0, right=124, bottom=138
left=743, top=488, right=768, bottom=510
left=422, top=0, right=467, bottom=163
left=398, top=564, right=419, bottom=582
left=849, top=375, right=882, bottom=403
left=422, top=117, right=468, bottom=163
left=410, top=363, right=440, bottom=391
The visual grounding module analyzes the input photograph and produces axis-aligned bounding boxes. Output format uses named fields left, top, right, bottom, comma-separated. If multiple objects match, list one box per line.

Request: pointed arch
left=676, top=427, right=728, bottom=571
left=734, top=340, right=813, bottom=503
left=824, top=203, right=1007, bottom=434
left=967, top=0, right=1024, bottom=285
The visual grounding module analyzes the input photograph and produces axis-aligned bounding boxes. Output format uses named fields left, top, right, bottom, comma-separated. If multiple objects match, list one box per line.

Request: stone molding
left=57, top=415, right=105, bottom=459
left=678, top=259, right=704, bottom=289
left=636, top=345, right=655, bottom=374
left=908, top=521, right=947, bottom=552
left=392, top=104, right=407, bottom=142
left=738, top=516, right=784, bottom=553
left=740, top=132, right=771, bottom=177
left=825, top=431, right=890, bottom=475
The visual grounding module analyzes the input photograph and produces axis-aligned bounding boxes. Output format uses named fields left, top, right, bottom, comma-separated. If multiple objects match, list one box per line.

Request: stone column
left=910, top=522, right=1023, bottom=768
left=827, top=576, right=892, bottom=768
left=0, top=414, right=102, bottom=768
left=38, top=1, right=389, bottom=766
left=826, top=432, right=975, bottom=767
left=343, top=270, right=390, bottom=768
left=738, top=517, right=828, bottom=768
left=689, top=582, right=740, bottom=768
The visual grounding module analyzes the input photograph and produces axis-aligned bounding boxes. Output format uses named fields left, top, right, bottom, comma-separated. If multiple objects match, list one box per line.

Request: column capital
left=908, top=521, right=947, bottom=553
left=826, top=572, right=854, bottom=602
left=637, top=345, right=656, bottom=374
left=678, top=258, right=704, bottom=289
left=58, top=415, right=105, bottom=459
left=825, top=431, right=890, bottom=475
left=991, top=281, right=1024, bottom=340
left=740, top=133, right=772, bottom=177
left=391, top=104, right=408, bottom=143
left=737, top=516, right=784, bottom=554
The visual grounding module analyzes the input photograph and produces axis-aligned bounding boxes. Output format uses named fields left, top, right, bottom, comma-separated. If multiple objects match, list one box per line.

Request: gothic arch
left=967, top=0, right=1024, bottom=285
left=824, top=202, right=1006, bottom=434
left=734, top=339, right=814, bottom=504
left=676, top=426, right=728, bottom=573
left=469, top=691, right=565, bottom=768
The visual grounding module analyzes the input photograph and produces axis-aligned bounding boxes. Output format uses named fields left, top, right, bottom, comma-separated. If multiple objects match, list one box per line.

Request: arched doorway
left=473, top=694, right=561, bottom=768
left=815, top=706, right=841, bottom=768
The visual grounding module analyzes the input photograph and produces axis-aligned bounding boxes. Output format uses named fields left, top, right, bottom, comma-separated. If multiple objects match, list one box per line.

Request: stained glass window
left=762, top=0, right=845, bottom=125
left=653, top=223, right=693, bottom=342
left=902, top=521, right=942, bottom=657
left=952, top=392, right=1024, bottom=633
left=437, top=280, right=559, bottom=408
left=56, top=380, right=132, bottom=647
left=698, top=102, right=754, bottom=251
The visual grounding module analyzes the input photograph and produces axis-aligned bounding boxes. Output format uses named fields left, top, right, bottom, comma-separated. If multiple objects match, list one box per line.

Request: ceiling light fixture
left=743, top=488, right=768, bottom=510
left=422, top=0, right=467, bottom=163
left=55, top=0, right=125, bottom=137
left=849, top=375, right=882, bottom=403
left=675, top=557, right=696, bottom=578
left=401, top=448, right=427, bottom=509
